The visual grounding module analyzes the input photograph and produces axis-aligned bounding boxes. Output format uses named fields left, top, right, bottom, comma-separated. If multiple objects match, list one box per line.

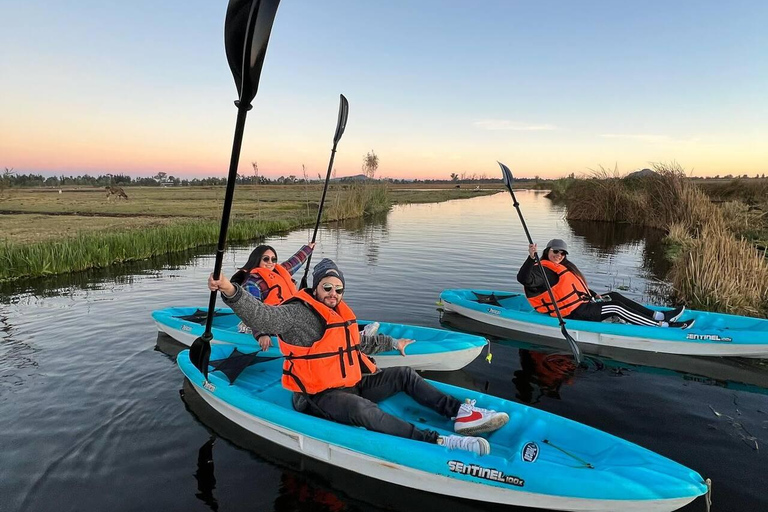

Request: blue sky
left=1, top=0, right=766, bottom=179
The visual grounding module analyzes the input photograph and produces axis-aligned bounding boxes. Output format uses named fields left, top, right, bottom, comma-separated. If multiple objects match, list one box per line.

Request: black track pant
left=568, top=292, right=660, bottom=326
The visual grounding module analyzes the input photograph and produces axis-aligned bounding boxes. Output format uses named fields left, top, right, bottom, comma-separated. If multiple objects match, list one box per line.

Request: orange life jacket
left=526, top=260, right=591, bottom=317
left=278, top=290, right=377, bottom=395
left=249, top=264, right=298, bottom=305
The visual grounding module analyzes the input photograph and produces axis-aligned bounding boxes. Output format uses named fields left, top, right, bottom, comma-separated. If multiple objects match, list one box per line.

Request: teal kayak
left=152, top=306, right=486, bottom=371
left=439, top=289, right=768, bottom=358
left=177, top=345, right=707, bottom=511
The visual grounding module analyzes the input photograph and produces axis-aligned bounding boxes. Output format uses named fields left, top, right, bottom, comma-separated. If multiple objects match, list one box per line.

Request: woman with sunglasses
left=230, top=243, right=315, bottom=349
left=517, top=239, right=694, bottom=329
left=208, top=258, right=509, bottom=456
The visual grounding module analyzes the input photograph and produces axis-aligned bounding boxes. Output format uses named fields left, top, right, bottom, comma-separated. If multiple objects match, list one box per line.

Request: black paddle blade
left=498, top=161, right=514, bottom=187
left=560, top=325, right=582, bottom=364
left=190, top=333, right=213, bottom=380
left=224, top=0, right=281, bottom=107
left=333, top=94, right=349, bottom=145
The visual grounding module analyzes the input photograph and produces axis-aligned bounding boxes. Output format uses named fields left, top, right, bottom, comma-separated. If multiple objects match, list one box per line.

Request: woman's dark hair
left=231, top=244, right=276, bottom=285
left=541, top=247, right=588, bottom=285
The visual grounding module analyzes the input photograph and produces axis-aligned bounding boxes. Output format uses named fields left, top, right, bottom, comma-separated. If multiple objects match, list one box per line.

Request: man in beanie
left=208, top=258, right=509, bottom=456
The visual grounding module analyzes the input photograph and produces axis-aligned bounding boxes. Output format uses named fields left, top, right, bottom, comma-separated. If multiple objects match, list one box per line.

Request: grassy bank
left=554, top=164, right=768, bottom=317
left=0, top=182, right=501, bottom=282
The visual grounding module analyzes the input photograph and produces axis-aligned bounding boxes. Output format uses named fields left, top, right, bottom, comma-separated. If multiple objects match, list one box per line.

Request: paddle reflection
left=194, top=436, right=219, bottom=511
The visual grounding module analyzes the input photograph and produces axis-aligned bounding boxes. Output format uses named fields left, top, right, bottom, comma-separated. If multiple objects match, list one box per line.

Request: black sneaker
left=663, top=306, right=686, bottom=323
left=670, top=319, right=695, bottom=330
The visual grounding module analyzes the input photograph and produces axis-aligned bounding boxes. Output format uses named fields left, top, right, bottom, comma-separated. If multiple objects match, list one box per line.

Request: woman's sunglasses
left=321, top=283, right=344, bottom=294
left=550, top=249, right=567, bottom=256
left=261, top=256, right=278, bottom=263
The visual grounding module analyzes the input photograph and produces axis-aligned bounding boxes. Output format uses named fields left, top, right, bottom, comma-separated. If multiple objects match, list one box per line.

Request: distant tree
left=362, top=150, right=379, bottom=179
left=450, top=173, right=459, bottom=182
left=0, top=167, right=15, bottom=198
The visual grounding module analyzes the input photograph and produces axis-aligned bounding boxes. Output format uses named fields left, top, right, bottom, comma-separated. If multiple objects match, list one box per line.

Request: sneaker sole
left=455, top=413, right=510, bottom=436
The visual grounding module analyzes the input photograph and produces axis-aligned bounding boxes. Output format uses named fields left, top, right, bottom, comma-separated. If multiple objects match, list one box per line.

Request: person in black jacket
left=518, top=239, right=694, bottom=329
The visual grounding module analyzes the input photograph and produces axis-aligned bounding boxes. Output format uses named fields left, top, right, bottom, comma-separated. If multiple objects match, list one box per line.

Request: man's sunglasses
left=261, top=256, right=278, bottom=263
left=550, top=249, right=567, bottom=256
left=321, top=283, right=344, bottom=294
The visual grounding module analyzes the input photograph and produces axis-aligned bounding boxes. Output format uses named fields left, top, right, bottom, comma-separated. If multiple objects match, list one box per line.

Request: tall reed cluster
left=0, top=219, right=294, bottom=282
left=324, top=182, right=391, bottom=221
left=558, top=163, right=768, bottom=316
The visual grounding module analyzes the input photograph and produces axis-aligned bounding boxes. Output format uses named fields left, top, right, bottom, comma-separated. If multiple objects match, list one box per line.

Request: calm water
left=1, top=191, right=766, bottom=512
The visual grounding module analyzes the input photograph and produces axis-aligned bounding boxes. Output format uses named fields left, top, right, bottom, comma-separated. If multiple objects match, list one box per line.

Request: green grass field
left=0, top=182, right=506, bottom=280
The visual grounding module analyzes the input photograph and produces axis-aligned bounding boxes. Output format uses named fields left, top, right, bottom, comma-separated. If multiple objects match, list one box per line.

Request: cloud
left=473, top=119, right=557, bottom=131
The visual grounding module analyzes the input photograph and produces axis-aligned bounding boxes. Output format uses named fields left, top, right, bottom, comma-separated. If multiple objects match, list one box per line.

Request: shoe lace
left=461, top=398, right=493, bottom=415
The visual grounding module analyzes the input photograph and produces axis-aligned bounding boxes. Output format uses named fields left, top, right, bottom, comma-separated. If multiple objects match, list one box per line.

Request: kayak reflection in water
left=208, top=258, right=509, bottom=456
left=518, top=239, right=695, bottom=329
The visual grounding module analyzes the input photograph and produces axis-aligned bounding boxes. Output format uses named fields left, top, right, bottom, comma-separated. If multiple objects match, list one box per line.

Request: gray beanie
left=312, top=258, right=345, bottom=289
left=546, top=239, right=568, bottom=253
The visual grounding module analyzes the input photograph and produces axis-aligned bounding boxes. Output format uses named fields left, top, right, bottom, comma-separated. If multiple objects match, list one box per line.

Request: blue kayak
left=177, top=345, right=707, bottom=511
left=440, top=289, right=768, bottom=358
left=152, top=306, right=486, bottom=371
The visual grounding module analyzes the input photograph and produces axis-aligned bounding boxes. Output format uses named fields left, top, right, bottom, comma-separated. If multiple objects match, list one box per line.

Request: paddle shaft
left=202, top=104, right=250, bottom=336
left=503, top=182, right=582, bottom=362
left=299, top=142, right=338, bottom=288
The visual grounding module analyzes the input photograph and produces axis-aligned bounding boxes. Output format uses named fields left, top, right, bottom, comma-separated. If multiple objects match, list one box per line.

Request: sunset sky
left=1, top=1, right=766, bottom=180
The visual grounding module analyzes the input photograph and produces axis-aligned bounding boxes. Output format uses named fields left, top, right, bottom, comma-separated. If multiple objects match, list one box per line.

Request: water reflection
left=513, top=350, right=577, bottom=404
left=566, top=219, right=671, bottom=299
left=194, top=436, right=218, bottom=511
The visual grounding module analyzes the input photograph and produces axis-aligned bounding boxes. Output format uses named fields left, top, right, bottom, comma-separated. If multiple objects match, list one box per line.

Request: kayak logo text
left=487, top=308, right=501, bottom=315
left=685, top=333, right=732, bottom=342
left=447, top=460, right=524, bottom=487
left=181, top=325, right=192, bottom=332
left=522, top=442, right=539, bottom=462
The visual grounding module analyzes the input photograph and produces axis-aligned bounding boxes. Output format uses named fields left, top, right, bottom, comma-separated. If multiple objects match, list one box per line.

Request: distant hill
left=329, top=174, right=373, bottom=182
left=626, top=168, right=657, bottom=179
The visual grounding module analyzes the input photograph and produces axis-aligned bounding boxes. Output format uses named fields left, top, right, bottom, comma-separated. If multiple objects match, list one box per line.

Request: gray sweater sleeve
left=221, top=285, right=322, bottom=347
left=359, top=334, right=398, bottom=355
left=221, top=285, right=397, bottom=354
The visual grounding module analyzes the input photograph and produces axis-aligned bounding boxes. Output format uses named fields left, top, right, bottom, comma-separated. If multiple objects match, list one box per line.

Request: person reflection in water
left=208, top=258, right=509, bottom=456
left=513, top=350, right=576, bottom=404
left=518, top=239, right=694, bottom=329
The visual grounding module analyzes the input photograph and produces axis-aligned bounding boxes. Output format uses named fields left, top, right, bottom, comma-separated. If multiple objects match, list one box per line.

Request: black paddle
left=299, top=94, right=350, bottom=289
left=189, top=0, right=281, bottom=380
left=498, top=162, right=582, bottom=363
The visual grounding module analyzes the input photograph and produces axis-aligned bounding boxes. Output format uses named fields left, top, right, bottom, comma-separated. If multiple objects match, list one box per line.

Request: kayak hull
left=153, top=306, right=486, bottom=371
left=439, top=289, right=768, bottom=358
left=178, top=345, right=706, bottom=512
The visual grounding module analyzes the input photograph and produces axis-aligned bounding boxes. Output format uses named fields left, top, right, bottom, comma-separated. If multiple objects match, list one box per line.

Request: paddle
left=497, top=162, right=582, bottom=363
left=299, top=94, right=350, bottom=289
left=189, top=0, right=281, bottom=380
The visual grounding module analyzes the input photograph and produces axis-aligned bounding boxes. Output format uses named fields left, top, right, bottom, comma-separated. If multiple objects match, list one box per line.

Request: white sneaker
left=438, top=434, right=491, bottom=456
left=454, top=399, right=509, bottom=435
left=361, top=321, right=380, bottom=337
